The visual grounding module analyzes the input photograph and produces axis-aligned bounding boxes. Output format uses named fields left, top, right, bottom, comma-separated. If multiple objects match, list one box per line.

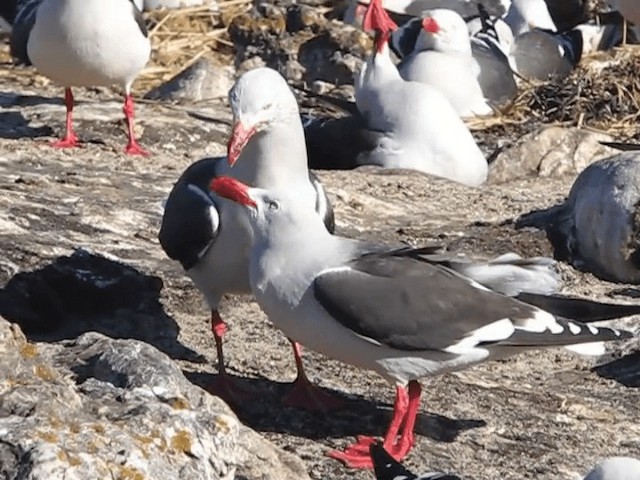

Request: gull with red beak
left=355, top=0, right=488, bottom=186
left=395, top=9, right=516, bottom=117
left=210, top=175, right=636, bottom=469
left=159, top=67, right=337, bottom=410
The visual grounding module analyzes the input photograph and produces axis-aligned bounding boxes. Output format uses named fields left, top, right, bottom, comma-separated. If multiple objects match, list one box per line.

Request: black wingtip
left=516, top=293, right=640, bottom=323
left=370, top=442, right=416, bottom=480
left=599, top=141, right=640, bottom=152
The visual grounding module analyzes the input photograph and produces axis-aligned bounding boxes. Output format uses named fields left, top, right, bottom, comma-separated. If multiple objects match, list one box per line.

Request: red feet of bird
left=282, top=341, right=344, bottom=411
left=206, top=310, right=258, bottom=406
left=51, top=87, right=80, bottom=149
left=123, top=94, right=149, bottom=156
left=327, top=381, right=422, bottom=469
left=48, top=89, right=148, bottom=155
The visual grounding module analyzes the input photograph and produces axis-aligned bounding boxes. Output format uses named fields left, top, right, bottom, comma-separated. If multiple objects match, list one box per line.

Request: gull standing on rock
left=159, top=67, right=337, bottom=410
left=355, top=0, right=488, bottom=186
left=10, top=0, right=151, bottom=155
left=210, top=176, right=636, bottom=469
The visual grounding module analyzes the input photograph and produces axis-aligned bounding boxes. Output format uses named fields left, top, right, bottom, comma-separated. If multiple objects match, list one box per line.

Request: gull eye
left=267, top=200, right=280, bottom=211
left=263, top=102, right=273, bottom=110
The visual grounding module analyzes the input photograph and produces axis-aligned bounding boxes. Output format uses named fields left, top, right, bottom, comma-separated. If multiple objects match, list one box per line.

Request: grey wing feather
left=129, top=0, right=148, bottom=37
left=10, top=0, right=41, bottom=65
left=308, top=171, right=335, bottom=234
left=471, top=39, right=517, bottom=106
left=313, top=252, right=536, bottom=351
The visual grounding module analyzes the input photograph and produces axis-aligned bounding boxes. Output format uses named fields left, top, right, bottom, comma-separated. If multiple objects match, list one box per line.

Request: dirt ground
left=0, top=35, right=639, bottom=480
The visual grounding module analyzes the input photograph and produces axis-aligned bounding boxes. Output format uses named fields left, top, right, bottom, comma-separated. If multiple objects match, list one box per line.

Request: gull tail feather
left=516, top=292, right=640, bottom=322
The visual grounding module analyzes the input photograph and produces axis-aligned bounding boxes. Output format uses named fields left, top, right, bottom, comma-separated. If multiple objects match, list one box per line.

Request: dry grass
left=467, top=47, right=640, bottom=140
left=135, top=1, right=250, bottom=93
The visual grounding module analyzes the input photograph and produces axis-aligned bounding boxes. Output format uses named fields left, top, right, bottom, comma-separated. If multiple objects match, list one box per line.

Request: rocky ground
left=1, top=10, right=640, bottom=480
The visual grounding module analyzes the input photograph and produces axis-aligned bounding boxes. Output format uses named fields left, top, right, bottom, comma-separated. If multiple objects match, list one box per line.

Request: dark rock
left=516, top=152, right=640, bottom=283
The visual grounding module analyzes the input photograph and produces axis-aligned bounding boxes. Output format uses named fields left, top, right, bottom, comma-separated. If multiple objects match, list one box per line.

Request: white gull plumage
left=10, top=0, right=150, bottom=154
left=355, top=0, right=488, bottom=186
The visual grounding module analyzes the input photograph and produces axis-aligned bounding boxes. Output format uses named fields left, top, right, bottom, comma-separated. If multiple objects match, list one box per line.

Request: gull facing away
left=10, top=0, right=150, bottom=155
left=209, top=176, right=636, bottom=469
left=159, top=67, right=338, bottom=410
left=355, top=0, right=488, bottom=186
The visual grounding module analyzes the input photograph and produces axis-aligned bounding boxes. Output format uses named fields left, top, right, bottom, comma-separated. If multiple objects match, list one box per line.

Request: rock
left=144, top=59, right=236, bottom=103
left=0, top=248, right=199, bottom=362
left=489, top=126, right=617, bottom=184
left=0, top=318, right=310, bottom=480
left=516, top=152, right=640, bottom=283
left=229, top=5, right=369, bottom=87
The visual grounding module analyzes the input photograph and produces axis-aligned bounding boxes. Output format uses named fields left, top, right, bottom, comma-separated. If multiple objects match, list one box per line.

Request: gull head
left=415, top=9, right=472, bottom=55
left=226, top=67, right=299, bottom=166
left=209, top=176, right=324, bottom=241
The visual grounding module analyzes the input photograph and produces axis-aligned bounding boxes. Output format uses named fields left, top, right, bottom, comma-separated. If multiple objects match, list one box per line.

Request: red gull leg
left=122, top=94, right=149, bottom=156
left=327, top=384, right=410, bottom=469
left=282, top=340, right=344, bottom=411
left=388, top=380, right=422, bottom=458
left=206, top=310, right=257, bottom=405
left=51, top=88, right=79, bottom=148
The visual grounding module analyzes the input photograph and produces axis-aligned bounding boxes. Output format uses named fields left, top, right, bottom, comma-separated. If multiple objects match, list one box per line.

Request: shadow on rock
left=593, top=352, right=640, bottom=387
left=0, top=248, right=202, bottom=362
left=185, top=369, right=485, bottom=443
left=0, top=111, right=53, bottom=139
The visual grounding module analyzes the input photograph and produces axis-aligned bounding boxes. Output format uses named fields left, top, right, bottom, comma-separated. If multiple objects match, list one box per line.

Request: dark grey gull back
left=158, top=157, right=223, bottom=271
left=511, top=29, right=583, bottom=81
left=0, top=0, right=19, bottom=24
left=9, top=0, right=41, bottom=65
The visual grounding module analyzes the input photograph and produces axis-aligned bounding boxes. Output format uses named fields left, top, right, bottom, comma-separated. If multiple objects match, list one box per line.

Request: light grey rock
left=489, top=127, right=617, bottom=184
left=144, top=59, right=235, bottom=103
left=516, top=152, right=640, bottom=283
left=583, top=457, right=640, bottom=480
left=0, top=318, right=310, bottom=480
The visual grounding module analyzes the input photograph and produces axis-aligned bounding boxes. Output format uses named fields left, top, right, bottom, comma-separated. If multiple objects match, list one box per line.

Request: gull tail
left=516, top=292, right=640, bottom=323
left=507, top=314, right=632, bottom=350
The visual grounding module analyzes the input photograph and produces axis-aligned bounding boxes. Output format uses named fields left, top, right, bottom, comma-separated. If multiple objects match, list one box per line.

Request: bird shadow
left=0, top=248, right=203, bottom=362
left=0, top=90, right=63, bottom=109
left=185, top=370, right=485, bottom=443
left=0, top=111, right=53, bottom=139
left=592, top=351, right=640, bottom=388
